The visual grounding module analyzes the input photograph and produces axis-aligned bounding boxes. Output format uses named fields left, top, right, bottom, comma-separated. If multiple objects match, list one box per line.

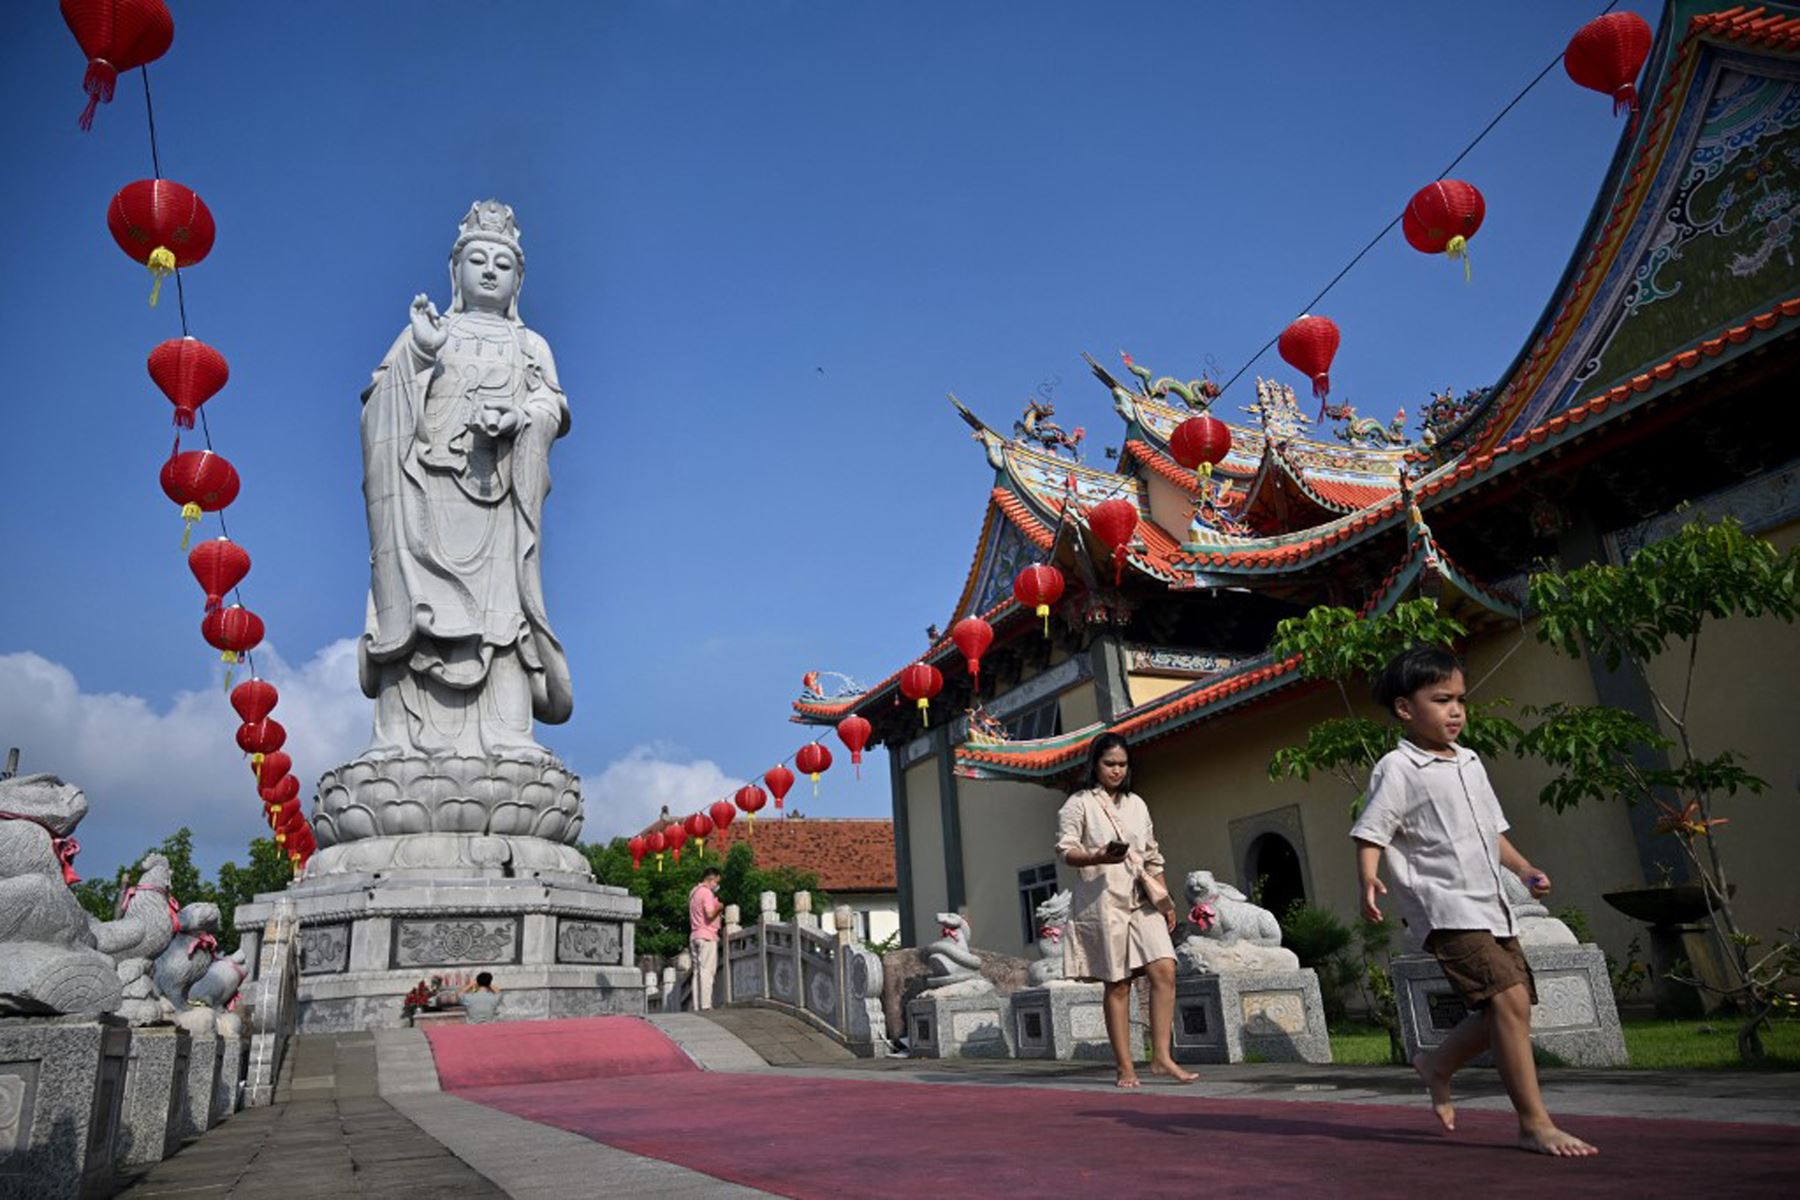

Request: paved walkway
left=121, top=1011, right=1800, bottom=1198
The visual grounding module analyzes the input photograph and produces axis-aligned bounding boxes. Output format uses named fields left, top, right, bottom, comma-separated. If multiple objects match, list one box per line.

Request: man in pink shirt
left=688, top=867, right=724, bottom=1010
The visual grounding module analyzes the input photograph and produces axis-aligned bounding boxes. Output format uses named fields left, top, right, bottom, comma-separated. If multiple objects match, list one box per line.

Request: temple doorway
left=1247, top=832, right=1306, bottom=922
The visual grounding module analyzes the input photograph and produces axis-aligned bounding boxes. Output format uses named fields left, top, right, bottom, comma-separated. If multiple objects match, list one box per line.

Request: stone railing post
left=794, top=890, right=815, bottom=930
left=757, top=891, right=778, bottom=1001
left=643, top=970, right=658, bottom=1011
left=660, top=966, right=677, bottom=1012
left=676, top=950, right=694, bottom=1012
left=722, top=905, right=741, bottom=1005
left=243, top=899, right=297, bottom=1108
left=834, top=905, right=855, bottom=1033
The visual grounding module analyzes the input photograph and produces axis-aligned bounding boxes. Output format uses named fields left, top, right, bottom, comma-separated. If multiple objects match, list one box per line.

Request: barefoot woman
left=1056, top=733, right=1196, bottom=1087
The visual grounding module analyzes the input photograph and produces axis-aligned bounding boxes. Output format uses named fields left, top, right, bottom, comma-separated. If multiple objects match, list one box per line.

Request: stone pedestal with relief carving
left=0, top=1015, right=131, bottom=1200
left=1010, top=982, right=1143, bottom=1061
left=234, top=868, right=642, bottom=1034
left=1393, top=943, right=1627, bottom=1067
left=1171, top=970, right=1331, bottom=1064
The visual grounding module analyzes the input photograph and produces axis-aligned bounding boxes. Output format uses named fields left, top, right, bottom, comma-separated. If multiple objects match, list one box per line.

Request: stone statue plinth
left=231, top=201, right=641, bottom=1032
left=311, top=752, right=585, bottom=857
left=1391, top=876, right=1627, bottom=1068
left=907, top=983, right=1011, bottom=1059
left=1010, top=982, right=1141, bottom=1062
left=1171, top=970, right=1331, bottom=1064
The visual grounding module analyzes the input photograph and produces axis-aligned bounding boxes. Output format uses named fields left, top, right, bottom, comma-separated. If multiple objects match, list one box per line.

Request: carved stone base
left=312, top=752, right=584, bottom=850
left=1172, top=970, right=1332, bottom=1064
left=303, top=834, right=592, bottom=882
left=1010, top=982, right=1142, bottom=1061
left=0, top=1015, right=131, bottom=1200
left=233, top=871, right=643, bottom=1034
left=907, top=985, right=1011, bottom=1059
left=178, top=1035, right=220, bottom=1139
left=1392, top=943, right=1628, bottom=1068
left=114, top=1025, right=188, bottom=1167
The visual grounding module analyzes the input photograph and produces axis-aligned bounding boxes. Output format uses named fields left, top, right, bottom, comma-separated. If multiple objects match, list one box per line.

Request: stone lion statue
left=1028, top=891, right=1072, bottom=986
left=0, top=773, right=122, bottom=1015
left=1174, top=870, right=1300, bottom=976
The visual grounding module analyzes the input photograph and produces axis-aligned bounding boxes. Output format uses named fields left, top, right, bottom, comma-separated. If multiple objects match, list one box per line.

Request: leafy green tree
left=582, top=837, right=825, bottom=962
left=1522, top=515, right=1800, bottom=1061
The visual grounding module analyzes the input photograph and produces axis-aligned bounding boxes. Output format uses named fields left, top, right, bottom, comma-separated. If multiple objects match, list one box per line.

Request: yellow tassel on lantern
left=696, top=838, right=706, bottom=857
left=917, top=696, right=930, bottom=726
left=810, top=772, right=821, bottom=798
left=147, top=246, right=176, bottom=307
left=179, top=503, right=202, bottom=550
left=1036, top=603, right=1051, bottom=636
left=250, top=753, right=266, bottom=776
left=656, top=853, right=664, bottom=873
left=1445, top=235, right=1472, bottom=283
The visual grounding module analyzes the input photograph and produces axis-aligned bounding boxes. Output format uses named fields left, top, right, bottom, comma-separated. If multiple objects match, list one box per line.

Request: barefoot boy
left=1350, top=645, right=1597, bottom=1158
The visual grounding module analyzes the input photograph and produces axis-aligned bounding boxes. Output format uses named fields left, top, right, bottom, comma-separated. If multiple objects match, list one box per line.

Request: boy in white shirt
left=1351, top=645, right=1596, bottom=1158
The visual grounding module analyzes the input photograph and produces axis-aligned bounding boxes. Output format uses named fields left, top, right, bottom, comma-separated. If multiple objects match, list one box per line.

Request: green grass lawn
left=1328, top=1018, right=1800, bottom=1070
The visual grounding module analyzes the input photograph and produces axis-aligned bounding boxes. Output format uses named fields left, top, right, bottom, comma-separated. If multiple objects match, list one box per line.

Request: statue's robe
left=359, top=313, right=572, bottom=758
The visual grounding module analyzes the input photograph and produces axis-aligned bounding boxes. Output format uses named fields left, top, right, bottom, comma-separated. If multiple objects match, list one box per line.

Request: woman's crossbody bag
left=1096, top=796, right=1172, bottom=912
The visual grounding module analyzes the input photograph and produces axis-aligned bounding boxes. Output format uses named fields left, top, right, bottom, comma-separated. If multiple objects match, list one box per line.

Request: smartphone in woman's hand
left=1104, top=839, right=1129, bottom=859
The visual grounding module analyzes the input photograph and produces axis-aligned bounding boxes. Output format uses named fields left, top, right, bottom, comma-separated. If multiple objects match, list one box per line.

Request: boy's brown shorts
left=1425, top=930, right=1538, bottom=1008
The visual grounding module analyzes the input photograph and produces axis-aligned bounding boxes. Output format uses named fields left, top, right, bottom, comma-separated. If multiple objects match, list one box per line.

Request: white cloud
left=0, top=640, right=369, bottom=876
left=578, top=743, right=733, bottom=843
left=0, top=647, right=733, bottom=871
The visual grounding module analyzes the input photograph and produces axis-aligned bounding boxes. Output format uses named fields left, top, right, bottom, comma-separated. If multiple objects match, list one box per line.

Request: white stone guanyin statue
left=1175, top=870, right=1301, bottom=975
left=309, top=202, right=587, bottom=873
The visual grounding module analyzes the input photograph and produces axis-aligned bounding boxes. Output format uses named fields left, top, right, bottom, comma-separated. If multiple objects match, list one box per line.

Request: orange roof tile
left=713, top=818, right=896, bottom=892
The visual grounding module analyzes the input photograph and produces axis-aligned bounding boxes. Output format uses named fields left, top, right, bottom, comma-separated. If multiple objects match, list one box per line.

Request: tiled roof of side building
left=713, top=818, right=897, bottom=893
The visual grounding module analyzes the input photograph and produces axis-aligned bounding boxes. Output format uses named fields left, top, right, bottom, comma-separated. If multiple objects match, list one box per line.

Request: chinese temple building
left=794, top=0, right=1800, bottom=968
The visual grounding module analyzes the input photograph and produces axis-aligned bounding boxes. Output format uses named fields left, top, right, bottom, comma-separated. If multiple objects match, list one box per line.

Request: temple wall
left=1127, top=672, right=1191, bottom=707
left=955, top=779, right=1068, bottom=958
left=903, top=758, right=947, bottom=944
left=1637, top=517, right=1800, bottom=955
left=1059, top=681, right=1100, bottom=731
left=1141, top=471, right=1195, bottom=543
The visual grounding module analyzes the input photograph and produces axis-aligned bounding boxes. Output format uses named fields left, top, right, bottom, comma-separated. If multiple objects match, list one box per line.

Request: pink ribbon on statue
left=123, top=883, right=181, bottom=933
left=1189, top=902, right=1217, bottom=932
left=1037, top=925, right=1062, bottom=943
left=0, top=810, right=83, bottom=884
left=187, top=931, right=219, bottom=960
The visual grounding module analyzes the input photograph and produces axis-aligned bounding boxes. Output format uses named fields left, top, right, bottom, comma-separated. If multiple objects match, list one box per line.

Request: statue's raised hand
left=410, top=293, right=448, bottom=357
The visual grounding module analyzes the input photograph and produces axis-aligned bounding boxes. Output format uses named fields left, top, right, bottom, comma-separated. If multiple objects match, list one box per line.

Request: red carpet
left=422, top=1016, right=696, bottom=1089
left=457, top=1071, right=1793, bottom=1199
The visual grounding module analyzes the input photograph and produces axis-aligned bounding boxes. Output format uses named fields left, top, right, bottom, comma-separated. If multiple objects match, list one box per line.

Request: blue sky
left=1, top=0, right=1650, bottom=874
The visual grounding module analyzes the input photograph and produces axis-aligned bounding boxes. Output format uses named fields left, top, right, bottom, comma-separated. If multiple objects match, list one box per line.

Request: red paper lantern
left=107, top=180, right=215, bottom=306
left=1403, top=181, right=1486, bottom=280
left=148, top=337, right=229, bottom=430
left=1088, top=497, right=1139, bottom=587
left=735, top=784, right=767, bottom=828
left=663, top=822, right=688, bottom=864
left=1564, top=11, right=1653, bottom=121
left=1169, top=414, right=1232, bottom=487
left=203, top=604, right=263, bottom=665
left=189, top=537, right=249, bottom=612
left=259, top=775, right=299, bottom=809
left=684, top=811, right=715, bottom=857
left=794, top=744, right=832, bottom=798
left=236, top=717, right=286, bottom=757
left=899, top=662, right=944, bottom=727
left=256, top=750, right=292, bottom=788
left=628, top=834, right=648, bottom=872
left=1013, top=564, right=1066, bottom=637
left=709, top=799, right=737, bottom=831
left=950, top=617, right=993, bottom=688
left=646, top=828, right=667, bottom=871
left=835, top=714, right=872, bottom=778
left=160, top=449, right=239, bottom=548
left=763, top=764, right=795, bottom=812
left=1278, top=314, right=1341, bottom=412
left=60, top=0, right=174, bottom=130
left=230, top=677, right=277, bottom=724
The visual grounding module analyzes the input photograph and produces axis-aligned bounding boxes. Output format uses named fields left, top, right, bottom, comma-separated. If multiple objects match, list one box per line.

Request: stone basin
left=1602, top=883, right=1731, bottom=926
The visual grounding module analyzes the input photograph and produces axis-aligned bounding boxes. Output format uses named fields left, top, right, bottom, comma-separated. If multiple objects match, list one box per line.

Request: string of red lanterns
left=66, top=4, right=315, bottom=869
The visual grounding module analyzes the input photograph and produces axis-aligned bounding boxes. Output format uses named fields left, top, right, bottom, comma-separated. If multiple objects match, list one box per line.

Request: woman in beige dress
left=1057, top=732, right=1196, bottom=1087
